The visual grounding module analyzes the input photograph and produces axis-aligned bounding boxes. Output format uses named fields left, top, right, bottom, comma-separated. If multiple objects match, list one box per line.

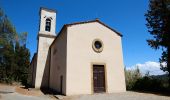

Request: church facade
left=28, top=7, right=126, bottom=95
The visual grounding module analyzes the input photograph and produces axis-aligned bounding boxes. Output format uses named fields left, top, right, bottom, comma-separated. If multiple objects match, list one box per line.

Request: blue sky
left=0, top=0, right=163, bottom=74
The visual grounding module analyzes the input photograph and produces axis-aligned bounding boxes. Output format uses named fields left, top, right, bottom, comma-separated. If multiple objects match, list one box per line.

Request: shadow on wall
left=28, top=53, right=37, bottom=87
left=40, top=49, right=63, bottom=95
left=41, top=50, right=51, bottom=89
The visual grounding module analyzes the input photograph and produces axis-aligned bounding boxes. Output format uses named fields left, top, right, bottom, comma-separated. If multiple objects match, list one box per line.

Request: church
left=28, top=7, right=126, bottom=96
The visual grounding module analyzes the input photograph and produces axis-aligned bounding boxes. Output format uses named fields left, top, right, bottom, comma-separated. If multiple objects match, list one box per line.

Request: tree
left=125, top=66, right=142, bottom=90
left=0, top=8, right=17, bottom=83
left=0, top=8, right=30, bottom=85
left=145, top=0, right=170, bottom=85
left=15, top=43, right=30, bottom=85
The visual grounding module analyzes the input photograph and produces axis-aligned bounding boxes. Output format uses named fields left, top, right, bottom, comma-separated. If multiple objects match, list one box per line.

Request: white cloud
left=126, top=61, right=167, bottom=75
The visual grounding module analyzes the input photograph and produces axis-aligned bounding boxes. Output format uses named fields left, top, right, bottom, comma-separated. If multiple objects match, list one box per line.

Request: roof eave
left=65, top=19, right=123, bottom=37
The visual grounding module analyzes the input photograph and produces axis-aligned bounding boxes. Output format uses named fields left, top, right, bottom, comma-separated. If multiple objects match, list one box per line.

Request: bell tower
left=39, top=7, right=56, bottom=35
left=35, top=7, right=56, bottom=88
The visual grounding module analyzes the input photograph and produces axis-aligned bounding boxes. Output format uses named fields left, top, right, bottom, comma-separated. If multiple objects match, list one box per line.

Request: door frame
left=91, top=62, right=108, bottom=94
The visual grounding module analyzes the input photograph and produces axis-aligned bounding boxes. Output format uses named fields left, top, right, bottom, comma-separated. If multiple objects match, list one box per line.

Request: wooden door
left=93, top=65, right=106, bottom=93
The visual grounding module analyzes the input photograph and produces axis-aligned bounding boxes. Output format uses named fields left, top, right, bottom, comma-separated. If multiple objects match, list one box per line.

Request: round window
left=94, top=41, right=102, bottom=49
left=92, top=39, right=103, bottom=53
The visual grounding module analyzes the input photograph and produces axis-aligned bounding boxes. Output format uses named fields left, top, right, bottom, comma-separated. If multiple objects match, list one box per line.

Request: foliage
left=133, top=76, right=162, bottom=91
left=0, top=8, right=30, bottom=85
left=125, top=66, right=142, bottom=90
left=125, top=67, right=169, bottom=92
left=145, top=0, right=170, bottom=84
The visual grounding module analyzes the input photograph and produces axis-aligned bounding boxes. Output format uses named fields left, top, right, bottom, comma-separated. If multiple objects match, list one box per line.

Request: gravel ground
left=1, top=91, right=170, bottom=100
left=0, top=92, right=55, bottom=100
left=0, top=85, right=15, bottom=93
left=61, top=92, right=170, bottom=100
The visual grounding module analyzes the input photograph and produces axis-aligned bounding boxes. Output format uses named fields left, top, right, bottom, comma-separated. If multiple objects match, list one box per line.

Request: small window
left=92, top=39, right=103, bottom=53
left=45, top=18, right=51, bottom=32
left=94, top=41, right=102, bottom=49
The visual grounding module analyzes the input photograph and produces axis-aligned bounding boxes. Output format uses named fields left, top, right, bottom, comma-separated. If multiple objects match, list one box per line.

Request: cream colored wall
left=32, top=54, right=37, bottom=87
left=66, top=22, right=126, bottom=95
left=34, top=8, right=56, bottom=88
left=49, top=28, right=67, bottom=95
left=35, top=36, right=55, bottom=88
left=28, top=54, right=37, bottom=87
left=39, top=10, right=56, bottom=35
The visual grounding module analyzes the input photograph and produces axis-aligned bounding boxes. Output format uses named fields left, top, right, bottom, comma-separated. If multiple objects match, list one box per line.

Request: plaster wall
left=49, top=28, right=67, bottom=94
left=35, top=36, right=55, bottom=88
left=66, top=22, right=126, bottom=95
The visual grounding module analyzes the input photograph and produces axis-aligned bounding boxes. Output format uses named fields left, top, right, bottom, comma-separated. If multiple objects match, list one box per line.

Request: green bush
left=133, top=76, right=162, bottom=91
left=125, top=66, right=142, bottom=90
left=125, top=67, right=169, bottom=92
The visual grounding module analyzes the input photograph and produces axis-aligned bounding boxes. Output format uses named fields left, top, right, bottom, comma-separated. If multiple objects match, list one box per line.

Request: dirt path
left=53, top=91, right=170, bottom=100
left=0, top=83, right=56, bottom=100
left=68, top=92, right=170, bottom=100
left=1, top=84, right=170, bottom=100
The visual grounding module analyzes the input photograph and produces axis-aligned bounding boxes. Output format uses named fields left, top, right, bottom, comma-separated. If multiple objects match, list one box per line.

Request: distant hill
left=150, top=74, right=168, bottom=79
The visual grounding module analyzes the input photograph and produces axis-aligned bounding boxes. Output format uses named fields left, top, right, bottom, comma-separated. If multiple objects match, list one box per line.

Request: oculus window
left=92, top=39, right=103, bottom=53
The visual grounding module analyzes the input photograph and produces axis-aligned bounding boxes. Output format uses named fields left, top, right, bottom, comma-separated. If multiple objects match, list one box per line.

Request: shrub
left=133, top=76, right=162, bottom=91
left=125, top=66, right=142, bottom=90
left=125, top=66, right=169, bottom=92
